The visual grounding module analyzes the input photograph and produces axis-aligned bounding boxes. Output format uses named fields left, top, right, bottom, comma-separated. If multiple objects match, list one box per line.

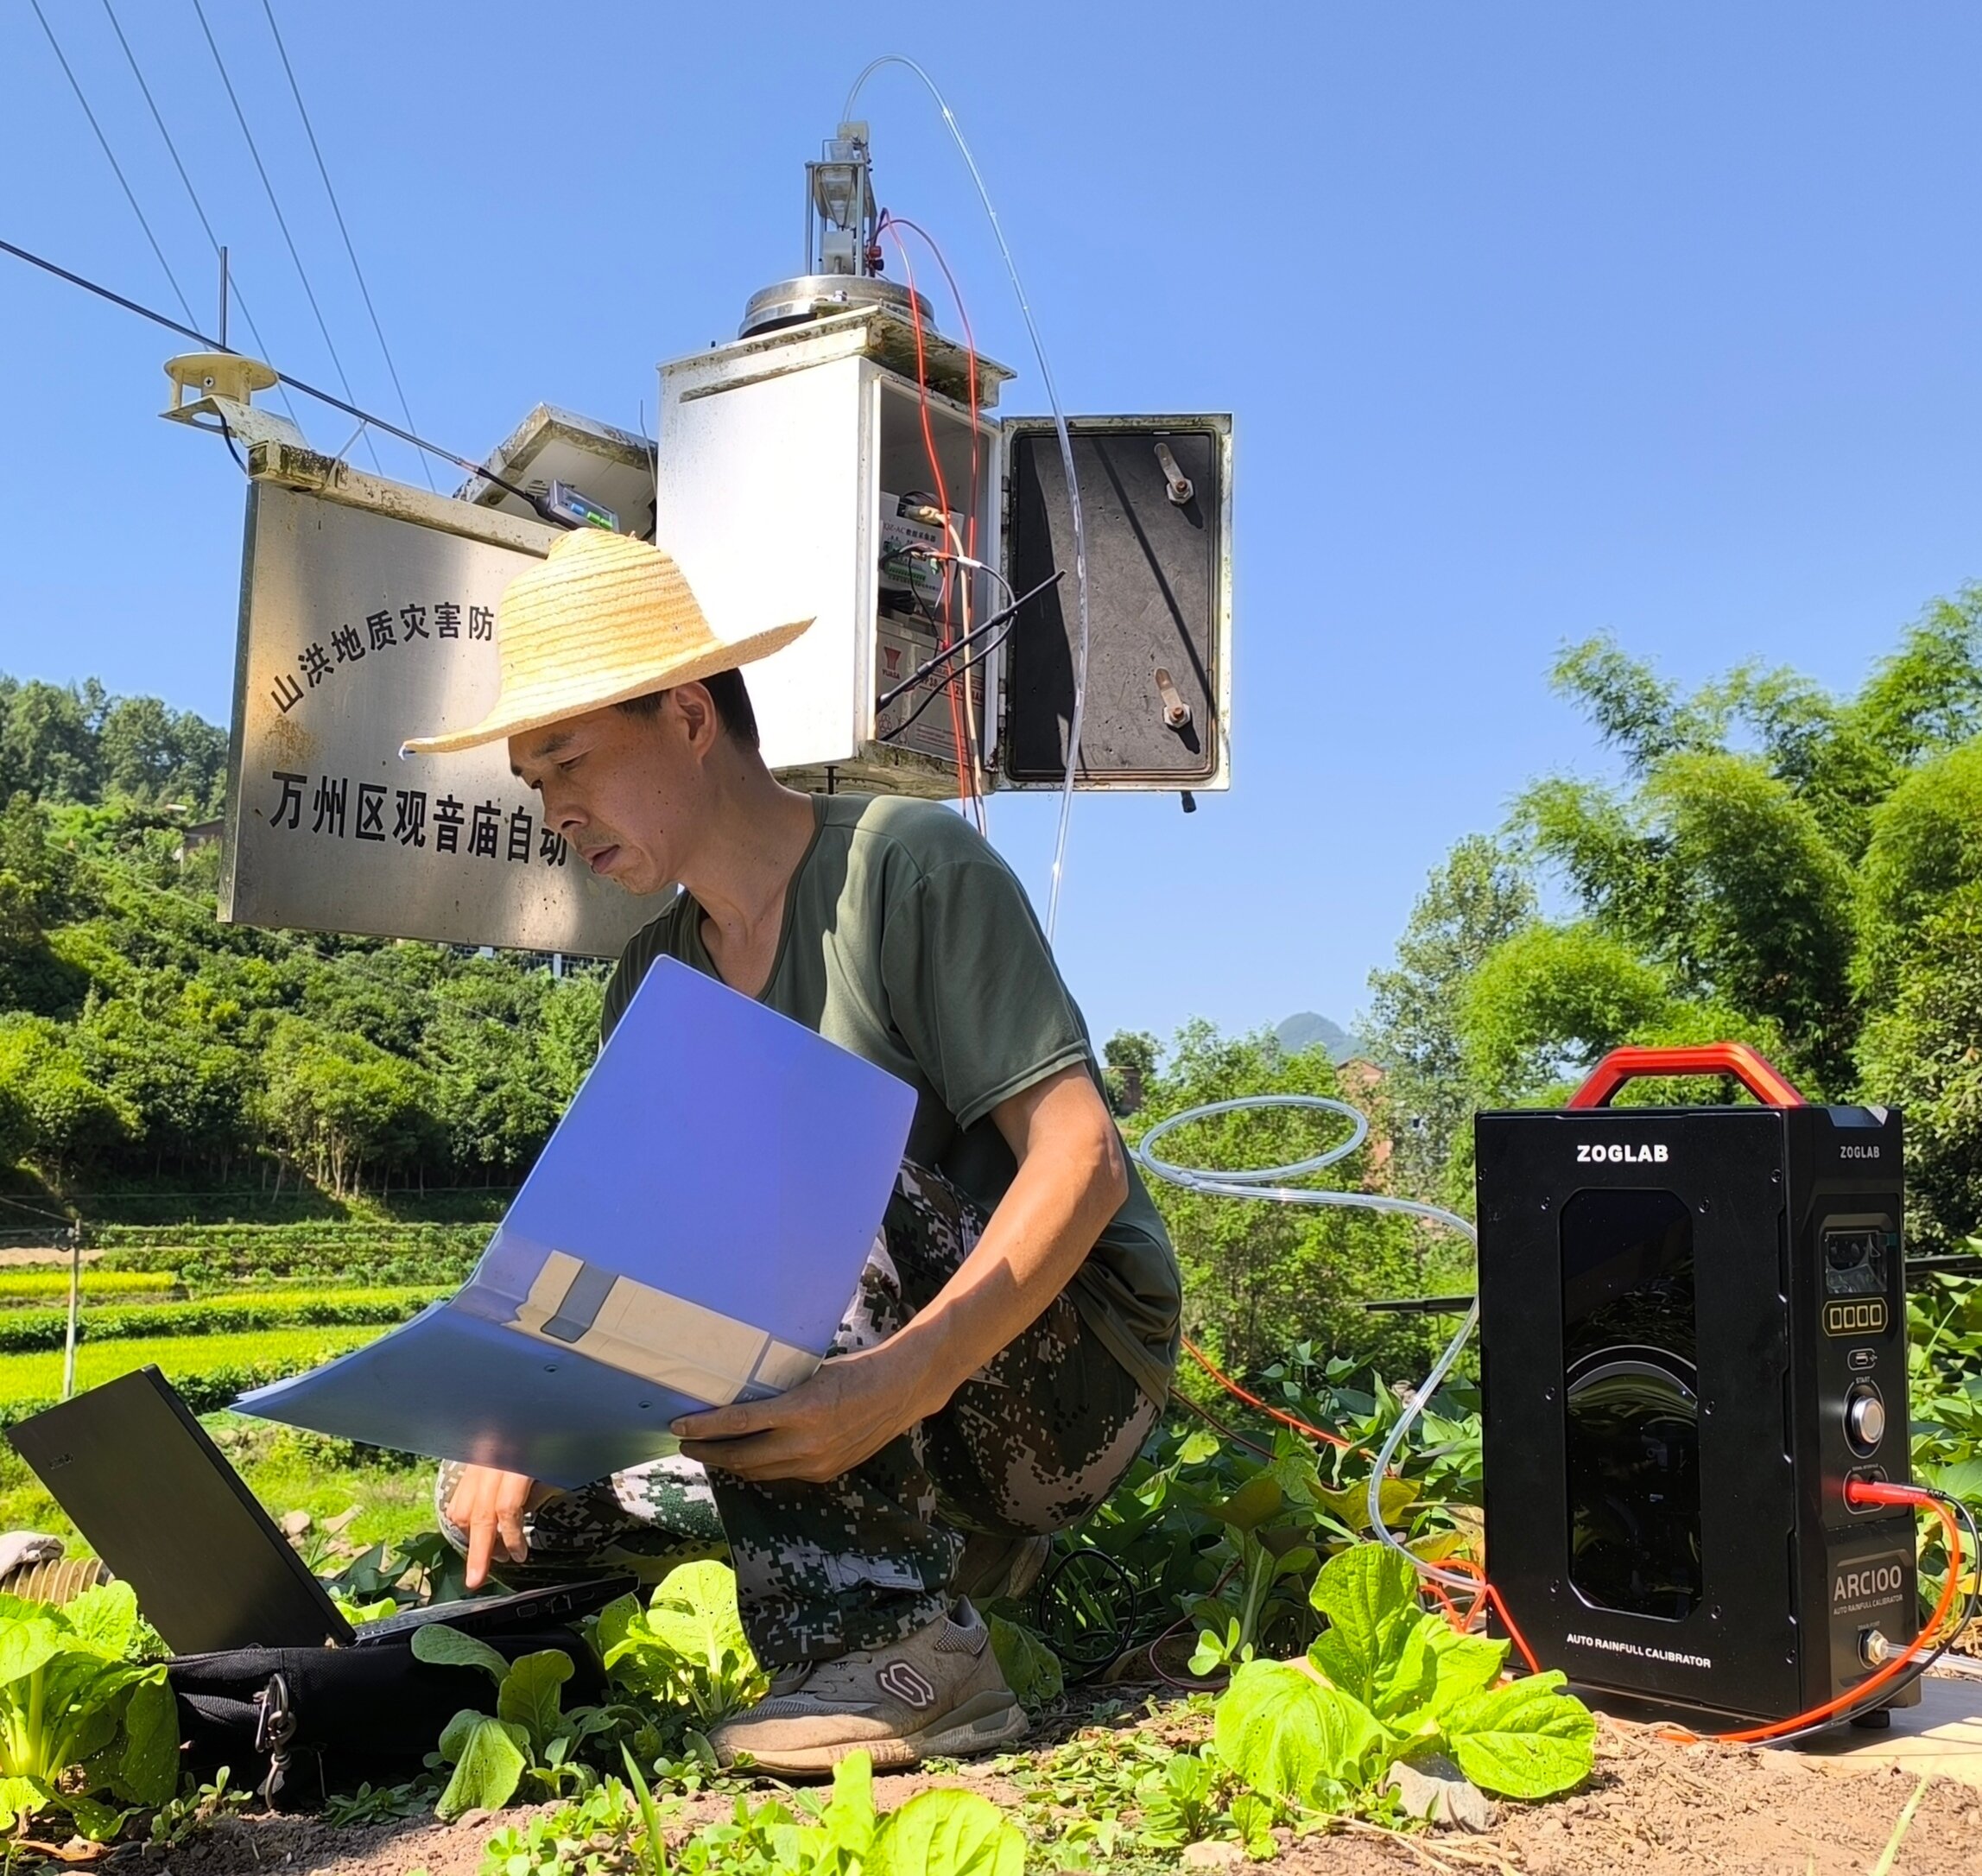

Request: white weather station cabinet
left=474, top=123, right=1233, bottom=807
left=170, top=118, right=1233, bottom=956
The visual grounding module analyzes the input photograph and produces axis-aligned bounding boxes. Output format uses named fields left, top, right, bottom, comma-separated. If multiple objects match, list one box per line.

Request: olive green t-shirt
left=598, top=793, right=1180, bottom=1403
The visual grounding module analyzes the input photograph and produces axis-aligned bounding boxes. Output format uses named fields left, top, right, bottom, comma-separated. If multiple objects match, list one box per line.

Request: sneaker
left=955, top=1532, right=1054, bottom=1606
left=712, top=1600, right=1028, bottom=1775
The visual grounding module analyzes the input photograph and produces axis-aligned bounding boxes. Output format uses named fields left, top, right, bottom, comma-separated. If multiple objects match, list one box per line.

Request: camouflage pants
left=437, top=1161, right=1162, bottom=1667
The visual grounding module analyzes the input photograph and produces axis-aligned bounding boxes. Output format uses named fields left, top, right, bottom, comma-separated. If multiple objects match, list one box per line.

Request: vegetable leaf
left=873, top=1786, right=1026, bottom=1876
left=434, top=1711, right=529, bottom=1818
left=495, top=1650, right=574, bottom=1756
left=0, top=1774, right=50, bottom=1824
left=412, top=1622, right=514, bottom=1684
left=987, top=1615, right=1063, bottom=1712
left=1307, top=1543, right=1419, bottom=1702
left=1213, top=1659, right=1383, bottom=1803
left=1419, top=1626, right=1508, bottom=1717
left=64, top=1582, right=140, bottom=1659
left=644, top=1560, right=752, bottom=1677
left=0, top=1616, right=60, bottom=1687
left=117, top=1674, right=182, bottom=1807
left=1441, top=1670, right=1597, bottom=1798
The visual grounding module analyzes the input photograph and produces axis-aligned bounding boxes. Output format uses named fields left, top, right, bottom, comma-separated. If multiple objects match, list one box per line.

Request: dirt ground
left=110, top=1694, right=1980, bottom=1876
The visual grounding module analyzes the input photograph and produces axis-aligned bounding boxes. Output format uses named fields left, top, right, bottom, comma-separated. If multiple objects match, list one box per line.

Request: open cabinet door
left=997, top=415, right=1232, bottom=790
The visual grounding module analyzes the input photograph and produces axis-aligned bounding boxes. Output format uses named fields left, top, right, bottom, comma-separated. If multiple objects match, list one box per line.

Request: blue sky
left=6, top=3, right=1982, bottom=1053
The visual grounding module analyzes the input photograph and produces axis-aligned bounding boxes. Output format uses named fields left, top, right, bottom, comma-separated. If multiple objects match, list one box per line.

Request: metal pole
left=60, top=1224, right=81, bottom=1401
left=218, top=244, right=229, bottom=350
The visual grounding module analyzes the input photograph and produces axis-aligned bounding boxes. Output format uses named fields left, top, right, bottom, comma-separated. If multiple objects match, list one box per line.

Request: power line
left=0, top=231, right=571, bottom=526
left=95, top=0, right=305, bottom=433
left=25, top=0, right=199, bottom=330
left=256, top=0, right=434, bottom=491
left=186, top=0, right=383, bottom=475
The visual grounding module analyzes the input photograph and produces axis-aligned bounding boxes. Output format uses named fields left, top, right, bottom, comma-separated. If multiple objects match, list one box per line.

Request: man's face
left=509, top=694, right=712, bottom=896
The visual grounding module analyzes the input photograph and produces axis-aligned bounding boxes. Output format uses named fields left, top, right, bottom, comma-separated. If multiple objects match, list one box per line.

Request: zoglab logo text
left=1576, top=1142, right=1669, bottom=1164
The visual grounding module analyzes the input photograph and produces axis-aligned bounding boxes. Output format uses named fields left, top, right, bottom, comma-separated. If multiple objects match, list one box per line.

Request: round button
left=1846, top=1388, right=1886, bottom=1453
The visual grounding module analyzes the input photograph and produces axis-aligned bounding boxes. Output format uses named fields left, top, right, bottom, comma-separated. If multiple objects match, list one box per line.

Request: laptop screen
left=7, top=1366, right=355, bottom=1654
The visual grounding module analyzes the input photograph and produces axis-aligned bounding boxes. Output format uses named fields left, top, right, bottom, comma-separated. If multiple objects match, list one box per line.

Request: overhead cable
left=187, top=0, right=383, bottom=475
left=26, top=0, right=199, bottom=330
left=257, top=0, right=434, bottom=491
left=0, top=231, right=560, bottom=521
left=95, top=0, right=304, bottom=432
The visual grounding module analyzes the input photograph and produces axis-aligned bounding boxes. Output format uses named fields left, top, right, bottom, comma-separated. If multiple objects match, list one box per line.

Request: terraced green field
left=0, top=1325, right=381, bottom=1401
left=0, top=1269, right=177, bottom=1303
left=0, top=1254, right=447, bottom=1550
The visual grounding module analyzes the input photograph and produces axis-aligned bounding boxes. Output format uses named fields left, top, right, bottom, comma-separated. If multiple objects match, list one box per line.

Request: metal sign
left=220, top=467, right=656, bottom=957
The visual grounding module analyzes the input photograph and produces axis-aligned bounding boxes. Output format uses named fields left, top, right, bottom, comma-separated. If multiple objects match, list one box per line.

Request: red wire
left=879, top=216, right=981, bottom=564
left=1668, top=1484, right=1963, bottom=1745
left=877, top=218, right=975, bottom=821
left=1181, top=1335, right=1547, bottom=1668
left=1183, top=1335, right=1355, bottom=1451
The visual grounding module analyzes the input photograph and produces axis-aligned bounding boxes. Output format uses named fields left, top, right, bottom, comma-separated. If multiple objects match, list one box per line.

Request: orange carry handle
left=1566, top=1043, right=1806, bottom=1110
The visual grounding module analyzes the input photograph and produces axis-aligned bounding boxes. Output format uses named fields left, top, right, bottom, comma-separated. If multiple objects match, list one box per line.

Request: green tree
left=1364, top=836, right=1535, bottom=1203
left=1858, top=884, right=1982, bottom=1247
left=0, top=1017, right=135, bottom=1182
left=0, top=678, right=104, bottom=803
left=1124, top=1024, right=1453, bottom=1376
left=94, top=694, right=227, bottom=811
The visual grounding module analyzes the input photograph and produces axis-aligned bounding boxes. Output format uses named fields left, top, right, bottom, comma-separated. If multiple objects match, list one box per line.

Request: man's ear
left=670, top=681, right=719, bottom=751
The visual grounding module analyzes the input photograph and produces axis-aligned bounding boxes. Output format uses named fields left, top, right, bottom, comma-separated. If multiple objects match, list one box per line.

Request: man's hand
left=673, top=1340, right=930, bottom=1483
left=446, top=1465, right=538, bottom=1590
left=675, top=1064, right=1127, bottom=1489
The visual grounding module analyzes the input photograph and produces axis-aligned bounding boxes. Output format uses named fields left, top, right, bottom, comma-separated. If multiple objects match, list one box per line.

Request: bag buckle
left=252, top=1673, right=295, bottom=1805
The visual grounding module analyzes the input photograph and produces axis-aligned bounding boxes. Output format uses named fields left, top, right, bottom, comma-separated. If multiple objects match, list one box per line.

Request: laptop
left=6, top=1366, right=635, bottom=1655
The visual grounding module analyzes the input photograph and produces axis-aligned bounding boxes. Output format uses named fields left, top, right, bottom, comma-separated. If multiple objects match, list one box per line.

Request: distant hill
left=1274, top=1011, right=1371, bottom=1067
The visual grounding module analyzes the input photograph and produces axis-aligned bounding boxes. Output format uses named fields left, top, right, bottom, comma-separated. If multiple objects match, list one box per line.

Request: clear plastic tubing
left=843, top=56, right=1090, bottom=940
left=1135, top=1095, right=1483, bottom=1594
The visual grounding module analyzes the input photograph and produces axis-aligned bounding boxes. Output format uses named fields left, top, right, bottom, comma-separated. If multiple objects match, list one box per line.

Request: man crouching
left=403, top=530, right=1180, bottom=1774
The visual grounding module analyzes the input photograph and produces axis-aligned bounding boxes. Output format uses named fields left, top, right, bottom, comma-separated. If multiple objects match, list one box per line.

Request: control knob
left=1845, top=1384, right=1886, bottom=1455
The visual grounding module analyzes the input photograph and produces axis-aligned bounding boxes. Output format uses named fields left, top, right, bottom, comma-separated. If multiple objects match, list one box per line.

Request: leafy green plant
left=412, top=1624, right=643, bottom=1819
left=1212, top=1543, right=1594, bottom=1816
left=985, top=1614, right=1062, bottom=1712
left=483, top=1778, right=646, bottom=1876
left=147, top=1765, right=252, bottom=1846
left=0, top=1581, right=179, bottom=1839
left=662, top=1749, right=1025, bottom=1876
left=320, top=1776, right=439, bottom=1827
left=595, top=1562, right=766, bottom=1729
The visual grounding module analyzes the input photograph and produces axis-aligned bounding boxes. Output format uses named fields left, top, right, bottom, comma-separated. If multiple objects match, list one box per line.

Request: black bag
left=168, top=1629, right=608, bottom=1809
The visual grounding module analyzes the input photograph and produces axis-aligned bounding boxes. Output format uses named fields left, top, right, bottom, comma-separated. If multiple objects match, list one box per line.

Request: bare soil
left=102, top=1692, right=1981, bottom=1876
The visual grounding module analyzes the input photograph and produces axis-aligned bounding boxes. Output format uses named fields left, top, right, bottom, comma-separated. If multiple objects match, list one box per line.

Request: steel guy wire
left=187, top=0, right=384, bottom=476
left=257, top=0, right=433, bottom=491
left=26, top=0, right=199, bottom=330
left=95, top=0, right=305, bottom=432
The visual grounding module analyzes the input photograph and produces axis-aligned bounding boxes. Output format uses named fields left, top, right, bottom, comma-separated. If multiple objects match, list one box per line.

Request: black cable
left=0, top=234, right=568, bottom=524
left=214, top=410, right=247, bottom=474
left=188, top=0, right=383, bottom=476
left=257, top=0, right=434, bottom=491
left=875, top=569, right=1064, bottom=714
left=98, top=0, right=306, bottom=434
left=877, top=632, right=1015, bottom=745
left=26, top=0, right=199, bottom=329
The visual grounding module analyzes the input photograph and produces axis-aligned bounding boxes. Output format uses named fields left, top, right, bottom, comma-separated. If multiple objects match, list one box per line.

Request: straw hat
left=402, top=529, right=813, bottom=755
